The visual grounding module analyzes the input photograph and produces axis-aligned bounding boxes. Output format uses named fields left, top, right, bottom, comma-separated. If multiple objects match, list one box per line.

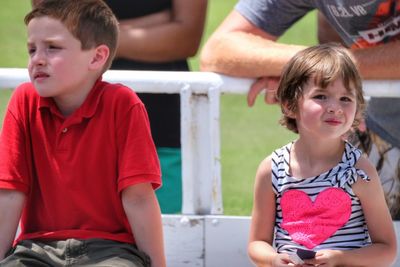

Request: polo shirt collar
left=38, top=77, right=105, bottom=120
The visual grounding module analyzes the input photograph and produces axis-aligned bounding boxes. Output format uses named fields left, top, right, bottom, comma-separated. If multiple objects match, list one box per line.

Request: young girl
left=248, top=43, right=397, bottom=267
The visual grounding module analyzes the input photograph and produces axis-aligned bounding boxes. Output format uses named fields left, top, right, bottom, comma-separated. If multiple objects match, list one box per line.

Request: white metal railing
left=1, top=68, right=400, bottom=266
left=1, top=68, right=400, bottom=216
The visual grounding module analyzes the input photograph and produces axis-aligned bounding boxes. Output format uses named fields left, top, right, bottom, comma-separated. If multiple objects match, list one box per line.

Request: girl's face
left=295, top=78, right=357, bottom=140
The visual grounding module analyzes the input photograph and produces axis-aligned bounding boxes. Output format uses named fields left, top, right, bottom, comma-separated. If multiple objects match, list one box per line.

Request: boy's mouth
left=34, top=72, right=50, bottom=80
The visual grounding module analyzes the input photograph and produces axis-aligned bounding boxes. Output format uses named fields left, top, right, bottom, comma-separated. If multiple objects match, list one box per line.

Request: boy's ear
left=89, top=44, right=109, bottom=70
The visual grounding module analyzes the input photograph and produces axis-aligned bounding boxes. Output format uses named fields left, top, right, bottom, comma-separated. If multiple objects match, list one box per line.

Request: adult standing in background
left=102, top=0, right=207, bottom=214
left=200, top=0, right=400, bottom=219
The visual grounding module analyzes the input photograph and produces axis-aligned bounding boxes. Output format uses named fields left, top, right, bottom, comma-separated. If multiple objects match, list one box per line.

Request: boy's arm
left=122, top=183, right=166, bottom=267
left=0, top=189, right=25, bottom=260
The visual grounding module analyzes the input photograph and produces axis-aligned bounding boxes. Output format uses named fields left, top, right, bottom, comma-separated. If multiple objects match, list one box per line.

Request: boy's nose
left=30, top=51, right=46, bottom=66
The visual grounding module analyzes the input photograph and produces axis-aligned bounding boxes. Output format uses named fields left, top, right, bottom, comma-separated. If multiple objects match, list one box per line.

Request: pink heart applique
left=280, top=188, right=351, bottom=249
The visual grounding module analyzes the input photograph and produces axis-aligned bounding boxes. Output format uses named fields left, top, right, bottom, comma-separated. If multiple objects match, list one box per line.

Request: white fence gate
left=1, top=68, right=400, bottom=266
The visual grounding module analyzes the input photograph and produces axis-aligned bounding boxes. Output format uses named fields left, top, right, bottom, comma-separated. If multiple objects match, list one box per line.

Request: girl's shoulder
left=354, top=153, right=378, bottom=181
left=343, top=141, right=363, bottom=163
left=270, top=142, right=293, bottom=164
left=256, top=155, right=273, bottom=179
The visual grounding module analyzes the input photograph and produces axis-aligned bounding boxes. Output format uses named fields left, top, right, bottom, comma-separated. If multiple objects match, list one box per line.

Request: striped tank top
left=271, top=141, right=371, bottom=253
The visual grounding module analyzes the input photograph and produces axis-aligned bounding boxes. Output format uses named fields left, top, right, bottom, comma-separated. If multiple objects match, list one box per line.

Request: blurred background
left=0, top=0, right=317, bottom=215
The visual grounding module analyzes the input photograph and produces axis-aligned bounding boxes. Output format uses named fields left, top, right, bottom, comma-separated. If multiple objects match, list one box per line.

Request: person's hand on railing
left=247, top=76, right=280, bottom=107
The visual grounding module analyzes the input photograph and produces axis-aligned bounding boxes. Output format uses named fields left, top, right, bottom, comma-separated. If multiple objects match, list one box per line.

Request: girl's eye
left=313, top=94, right=326, bottom=100
left=340, top=96, right=353, bottom=102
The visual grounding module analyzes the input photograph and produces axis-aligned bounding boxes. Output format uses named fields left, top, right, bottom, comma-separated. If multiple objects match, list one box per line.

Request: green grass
left=0, top=1, right=30, bottom=67
left=0, top=0, right=316, bottom=216
left=0, top=1, right=31, bottom=127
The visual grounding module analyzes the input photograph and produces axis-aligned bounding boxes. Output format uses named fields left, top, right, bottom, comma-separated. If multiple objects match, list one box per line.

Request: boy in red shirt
left=0, top=0, right=165, bottom=266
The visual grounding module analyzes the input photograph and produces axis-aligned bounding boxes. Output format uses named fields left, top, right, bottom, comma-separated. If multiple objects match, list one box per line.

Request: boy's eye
left=48, top=45, right=61, bottom=51
left=28, top=47, right=36, bottom=55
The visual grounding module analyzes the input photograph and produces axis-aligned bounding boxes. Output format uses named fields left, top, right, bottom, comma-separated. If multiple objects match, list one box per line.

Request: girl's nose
left=327, top=102, right=342, bottom=114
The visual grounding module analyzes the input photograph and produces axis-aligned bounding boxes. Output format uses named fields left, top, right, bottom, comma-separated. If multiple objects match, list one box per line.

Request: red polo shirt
left=0, top=79, right=161, bottom=244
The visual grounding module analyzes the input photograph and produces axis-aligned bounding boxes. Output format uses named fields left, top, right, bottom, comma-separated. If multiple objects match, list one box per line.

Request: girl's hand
left=303, top=249, right=340, bottom=267
left=272, top=253, right=301, bottom=267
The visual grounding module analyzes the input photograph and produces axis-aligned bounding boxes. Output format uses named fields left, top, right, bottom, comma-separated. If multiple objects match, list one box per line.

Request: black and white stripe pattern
left=271, top=141, right=371, bottom=253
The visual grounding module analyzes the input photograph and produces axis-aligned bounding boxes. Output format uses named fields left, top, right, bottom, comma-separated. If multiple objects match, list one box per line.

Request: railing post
left=208, top=86, right=222, bottom=214
left=180, top=84, right=223, bottom=215
left=180, top=84, right=196, bottom=214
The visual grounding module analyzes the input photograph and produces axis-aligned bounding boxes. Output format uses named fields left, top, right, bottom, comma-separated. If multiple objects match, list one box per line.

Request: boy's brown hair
left=276, top=43, right=365, bottom=133
left=25, top=0, right=119, bottom=72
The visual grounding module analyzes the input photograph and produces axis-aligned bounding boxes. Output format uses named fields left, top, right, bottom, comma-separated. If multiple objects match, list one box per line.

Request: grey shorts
left=350, top=129, right=400, bottom=220
left=0, top=238, right=151, bottom=267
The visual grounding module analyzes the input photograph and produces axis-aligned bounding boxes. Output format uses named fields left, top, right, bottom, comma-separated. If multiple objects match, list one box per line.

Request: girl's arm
left=122, top=183, right=166, bottom=267
left=306, top=156, right=397, bottom=267
left=0, top=189, right=25, bottom=260
left=248, top=156, right=294, bottom=267
left=116, top=0, right=207, bottom=62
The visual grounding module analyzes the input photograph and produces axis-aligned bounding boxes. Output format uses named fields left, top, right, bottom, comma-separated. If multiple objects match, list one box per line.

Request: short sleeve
left=235, top=0, right=315, bottom=37
left=116, top=102, right=161, bottom=193
left=0, top=85, right=32, bottom=194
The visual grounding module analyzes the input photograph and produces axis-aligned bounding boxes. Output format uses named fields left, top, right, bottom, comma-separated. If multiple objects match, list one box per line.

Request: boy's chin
left=33, top=86, right=56, bottom=98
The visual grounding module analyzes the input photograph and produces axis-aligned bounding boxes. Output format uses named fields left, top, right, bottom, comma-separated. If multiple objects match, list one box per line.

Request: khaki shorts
left=0, top=238, right=150, bottom=267
left=350, top=129, right=400, bottom=220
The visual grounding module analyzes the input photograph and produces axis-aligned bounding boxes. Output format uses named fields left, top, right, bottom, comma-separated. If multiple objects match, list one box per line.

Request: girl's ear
left=282, top=101, right=296, bottom=118
left=89, top=44, right=109, bottom=71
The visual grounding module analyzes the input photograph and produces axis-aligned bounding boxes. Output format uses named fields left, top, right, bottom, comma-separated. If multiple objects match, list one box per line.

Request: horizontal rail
left=0, top=68, right=252, bottom=94
left=1, top=68, right=400, bottom=97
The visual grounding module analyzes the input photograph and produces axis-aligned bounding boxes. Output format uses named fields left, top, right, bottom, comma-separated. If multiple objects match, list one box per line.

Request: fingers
left=264, top=77, right=280, bottom=104
left=247, top=77, right=269, bottom=107
left=247, top=76, right=280, bottom=106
